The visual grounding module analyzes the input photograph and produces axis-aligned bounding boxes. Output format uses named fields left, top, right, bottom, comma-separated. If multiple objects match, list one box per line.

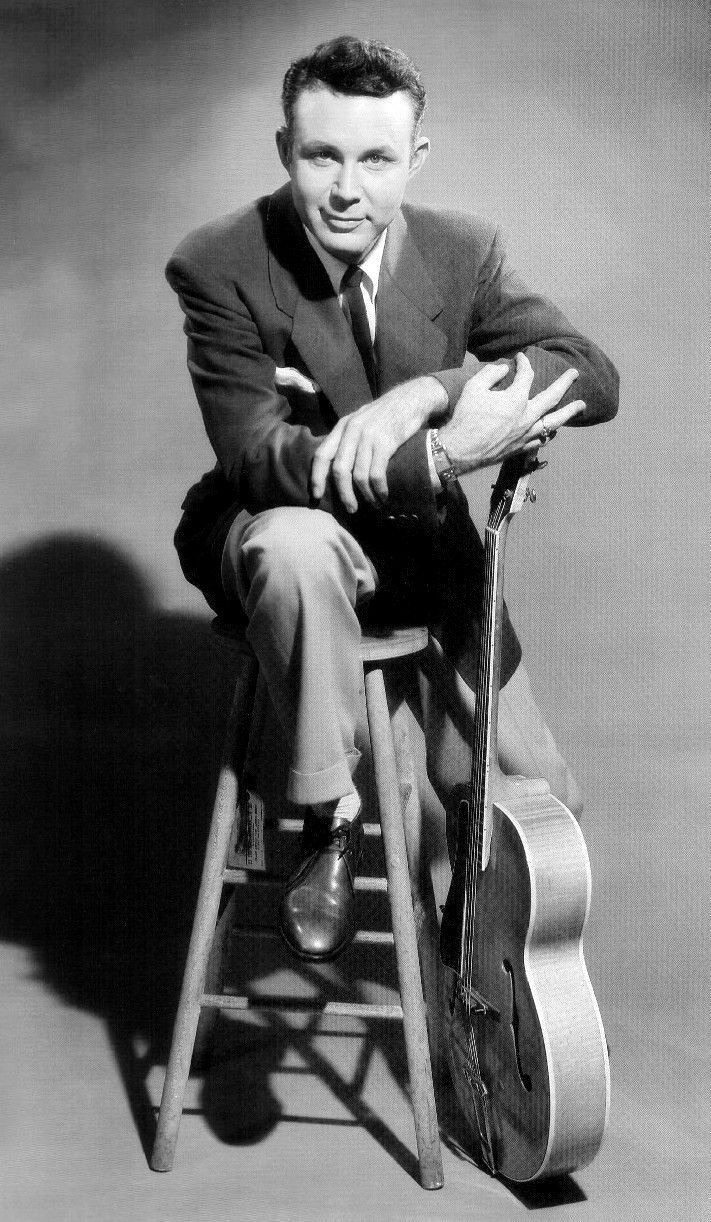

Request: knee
left=498, top=664, right=584, bottom=820
left=240, top=508, right=354, bottom=598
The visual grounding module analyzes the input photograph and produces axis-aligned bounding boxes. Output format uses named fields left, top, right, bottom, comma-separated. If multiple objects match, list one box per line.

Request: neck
left=469, top=518, right=510, bottom=872
left=438, top=510, right=510, bottom=978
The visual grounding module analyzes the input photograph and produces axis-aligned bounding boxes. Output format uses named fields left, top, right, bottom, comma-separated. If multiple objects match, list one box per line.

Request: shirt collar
left=303, top=225, right=387, bottom=303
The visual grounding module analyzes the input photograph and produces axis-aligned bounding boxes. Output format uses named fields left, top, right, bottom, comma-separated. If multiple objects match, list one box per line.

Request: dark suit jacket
left=166, top=184, right=618, bottom=673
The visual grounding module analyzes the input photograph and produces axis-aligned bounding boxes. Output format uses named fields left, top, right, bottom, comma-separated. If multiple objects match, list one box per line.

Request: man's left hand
left=310, top=375, right=448, bottom=513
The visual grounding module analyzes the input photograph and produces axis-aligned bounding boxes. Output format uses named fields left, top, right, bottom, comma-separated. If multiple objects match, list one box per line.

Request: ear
left=275, top=128, right=291, bottom=172
left=408, top=136, right=430, bottom=178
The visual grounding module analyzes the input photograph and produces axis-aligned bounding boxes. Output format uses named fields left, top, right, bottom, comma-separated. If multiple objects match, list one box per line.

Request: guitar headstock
left=488, top=450, right=546, bottom=530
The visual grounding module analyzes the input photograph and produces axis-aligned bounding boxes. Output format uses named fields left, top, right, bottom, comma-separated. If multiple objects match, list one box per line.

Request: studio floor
left=2, top=939, right=709, bottom=1222
left=1, top=565, right=709, bottom=1222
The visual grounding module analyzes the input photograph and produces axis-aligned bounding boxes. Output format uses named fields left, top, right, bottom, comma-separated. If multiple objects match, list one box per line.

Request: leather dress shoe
left=278, top=810, right=363, bottom=962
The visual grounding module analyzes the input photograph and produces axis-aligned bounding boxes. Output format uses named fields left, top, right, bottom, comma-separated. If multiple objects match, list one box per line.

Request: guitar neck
left=439, top=452, right=539, bottom=978
left=469, top=515, right=512, bottom=870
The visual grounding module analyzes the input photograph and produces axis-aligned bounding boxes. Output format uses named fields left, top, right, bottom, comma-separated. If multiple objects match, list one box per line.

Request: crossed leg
left=221, top=505, right=581, bottom=818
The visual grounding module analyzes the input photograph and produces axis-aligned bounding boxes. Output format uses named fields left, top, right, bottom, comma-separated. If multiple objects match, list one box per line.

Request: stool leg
left=192, top=671, right=271, bottom=1067
left=151, top=653, right=258, bottom=1172
left=190, top=888, right=236, bottom=1072
left=390, top=693, right=448, bottom=1091
left=364, top=665, right=444, bottom=1191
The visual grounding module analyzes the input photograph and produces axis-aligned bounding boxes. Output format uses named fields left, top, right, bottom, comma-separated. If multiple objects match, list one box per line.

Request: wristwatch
left=429, top=428, right=459, bottom=486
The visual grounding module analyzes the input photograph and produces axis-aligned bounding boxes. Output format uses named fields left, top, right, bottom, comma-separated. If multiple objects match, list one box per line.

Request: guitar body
left=441, top=785, right=610, bottom=1181
left=437, top=453, right=609, bottom=1182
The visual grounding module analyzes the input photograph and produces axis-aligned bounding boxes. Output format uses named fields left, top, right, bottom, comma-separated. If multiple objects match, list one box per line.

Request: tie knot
left=341, top=264, right=363, bottom=292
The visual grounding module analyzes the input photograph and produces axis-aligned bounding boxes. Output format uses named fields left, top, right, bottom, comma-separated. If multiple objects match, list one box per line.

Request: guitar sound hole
left=502, top=959, right=532, bottom=1092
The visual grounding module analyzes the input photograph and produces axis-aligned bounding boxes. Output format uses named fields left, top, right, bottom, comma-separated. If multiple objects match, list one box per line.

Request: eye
left=309, top=150, right=334, bottom=165
left=364, top=153, right=389, bottom=166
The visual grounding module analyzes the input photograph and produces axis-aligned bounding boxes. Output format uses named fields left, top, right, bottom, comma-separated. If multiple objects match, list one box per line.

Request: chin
left=312, top=222, right=374, bottom=263
left=324, top=240, right=368, bottom=261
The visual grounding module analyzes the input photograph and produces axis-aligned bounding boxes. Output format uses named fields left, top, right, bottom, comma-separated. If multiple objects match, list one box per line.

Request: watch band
left=429, top=428, right=459, bottom=485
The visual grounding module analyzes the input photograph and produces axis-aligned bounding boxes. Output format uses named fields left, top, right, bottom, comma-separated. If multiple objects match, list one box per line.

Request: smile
left=322, top=214, right=364, bottom=230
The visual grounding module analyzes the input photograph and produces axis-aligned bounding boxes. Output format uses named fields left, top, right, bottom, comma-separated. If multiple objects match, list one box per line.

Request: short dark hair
left=281, top=35, right=426, bottom=149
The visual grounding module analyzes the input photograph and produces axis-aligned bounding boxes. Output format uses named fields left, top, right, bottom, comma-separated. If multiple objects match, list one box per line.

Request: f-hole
left=502, top=959, right=532, bottom=1092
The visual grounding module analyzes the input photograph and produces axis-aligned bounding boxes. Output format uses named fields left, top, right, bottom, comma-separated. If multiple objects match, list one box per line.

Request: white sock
left=313, top=790, right=361, bottom=824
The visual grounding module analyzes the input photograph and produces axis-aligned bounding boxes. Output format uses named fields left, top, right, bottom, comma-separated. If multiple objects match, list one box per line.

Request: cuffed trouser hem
left=286, top=748, right=361, bottom=806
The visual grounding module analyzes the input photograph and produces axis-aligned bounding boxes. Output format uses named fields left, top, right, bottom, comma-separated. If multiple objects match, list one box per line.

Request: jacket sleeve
left=167, top=251, right=439, bottom=526
left=434, top=227, right=619, bottom=425
left=167, top=252, right=337, bottom=514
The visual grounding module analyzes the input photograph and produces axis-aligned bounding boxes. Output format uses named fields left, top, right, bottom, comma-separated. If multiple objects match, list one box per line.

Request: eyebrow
left=300, top=139, right=398, bottom=157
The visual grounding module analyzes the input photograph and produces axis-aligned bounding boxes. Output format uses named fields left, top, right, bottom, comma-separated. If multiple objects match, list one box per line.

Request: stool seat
left=359, top=624, right=428, bottom=662
left=212, top=616, right=428, bottom=663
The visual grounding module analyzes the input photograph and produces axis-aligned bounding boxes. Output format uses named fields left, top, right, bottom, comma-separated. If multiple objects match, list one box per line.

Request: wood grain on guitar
left=438, top=451, right=610, bottom=1182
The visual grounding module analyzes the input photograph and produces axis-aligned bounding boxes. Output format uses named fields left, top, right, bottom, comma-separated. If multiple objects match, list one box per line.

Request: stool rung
left=222, top=868, right=388, bottom=892
left=200, top=993, right=404, bottom=1020
left=277, top=817, right=381, bottom=837
left=230, top=925, right=394, bottom=946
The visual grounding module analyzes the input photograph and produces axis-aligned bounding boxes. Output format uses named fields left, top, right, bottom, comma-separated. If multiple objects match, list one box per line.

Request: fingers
left=509, top=351, right=535, bottom=395
left=539, top=399, right=586, bottom=432
left=475, top=361, right=510, bottom=389
left=368, top=449, right=390, bottom=502
left=331, top=438, right=359, bottom=513
left=312, top=411, right=397, bottom=511
left=529, top=367, right=579, bottom=419
left=310, top=424, right=344, bottom=501
left=523, top=399, right=586, bottom=450
left=311, top=414, right=386, bottom=507
left=521, top=437, right=543, bottom=453
left=351, top=432, right=397, bottom=508
left=352, top=438, right=378, bottom=507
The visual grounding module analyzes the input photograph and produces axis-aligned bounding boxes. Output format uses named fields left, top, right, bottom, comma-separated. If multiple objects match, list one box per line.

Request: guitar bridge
left=457, top=979, right=500, bottom=1020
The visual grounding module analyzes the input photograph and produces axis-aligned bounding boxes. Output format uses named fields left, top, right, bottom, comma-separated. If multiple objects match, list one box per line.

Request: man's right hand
left=437, top=352, right=585, bottom=474
left=310, top=375, right=448, bottom=513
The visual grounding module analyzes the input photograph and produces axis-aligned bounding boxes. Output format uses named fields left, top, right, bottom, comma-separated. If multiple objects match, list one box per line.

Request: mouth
left=321, top=213, right=364, bottom=231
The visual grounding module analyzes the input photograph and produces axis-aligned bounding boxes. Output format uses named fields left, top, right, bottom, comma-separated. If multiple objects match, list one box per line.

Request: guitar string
left=460, top=500, right=505, bottom=1170
left=462, top=499, right=505, bottom=997
left=462, top=520, right=493, bottom=989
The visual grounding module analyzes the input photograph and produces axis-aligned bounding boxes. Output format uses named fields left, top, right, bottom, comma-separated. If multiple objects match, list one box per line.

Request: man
left=167, top=37, right=618, bottom=963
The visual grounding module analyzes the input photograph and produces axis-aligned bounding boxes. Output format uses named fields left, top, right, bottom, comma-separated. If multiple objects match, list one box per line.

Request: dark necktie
left=340, top=264, right=378, bottom=396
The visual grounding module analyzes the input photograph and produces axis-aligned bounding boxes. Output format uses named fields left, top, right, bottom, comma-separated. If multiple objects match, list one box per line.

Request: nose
left=331, top=161, right=360, bottom=208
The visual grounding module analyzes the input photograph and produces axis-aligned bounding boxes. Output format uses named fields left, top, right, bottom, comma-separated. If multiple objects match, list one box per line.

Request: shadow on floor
left=0, top=532, right=586, bottom=1207
left=0, top=534, right=238, bottom=1132
left=0, top=532, right=421, bottom=1179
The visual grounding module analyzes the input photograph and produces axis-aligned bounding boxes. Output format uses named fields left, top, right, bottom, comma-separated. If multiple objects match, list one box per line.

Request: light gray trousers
left=222, top=506, right=581, bottom=817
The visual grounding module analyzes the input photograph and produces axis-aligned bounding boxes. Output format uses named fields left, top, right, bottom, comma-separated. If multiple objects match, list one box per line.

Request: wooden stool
left=151, top=621, right=443, bottom=1190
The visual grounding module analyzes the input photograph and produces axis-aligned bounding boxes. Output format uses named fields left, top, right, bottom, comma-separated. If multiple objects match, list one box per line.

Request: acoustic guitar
left=438, top=451, right=610, bottom=1182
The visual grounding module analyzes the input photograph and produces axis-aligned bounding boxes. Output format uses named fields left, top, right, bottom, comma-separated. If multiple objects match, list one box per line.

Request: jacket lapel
left=375, top=210, right=449, bottom=392
left=267, top=186, right=373, bottom=417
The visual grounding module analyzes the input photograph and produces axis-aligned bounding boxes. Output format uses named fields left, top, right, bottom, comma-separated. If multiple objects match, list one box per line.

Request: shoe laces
left=331, top=823, right=352, bottom=857
left=303, top=818, right=356, bottom=858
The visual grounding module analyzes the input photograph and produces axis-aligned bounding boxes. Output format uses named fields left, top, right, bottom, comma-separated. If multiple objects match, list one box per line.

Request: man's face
left=277, top=85, right=429, bottom=262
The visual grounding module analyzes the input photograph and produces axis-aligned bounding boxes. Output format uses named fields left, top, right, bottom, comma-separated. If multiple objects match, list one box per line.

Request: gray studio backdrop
left=2, top=0, right=709, bottom=1158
